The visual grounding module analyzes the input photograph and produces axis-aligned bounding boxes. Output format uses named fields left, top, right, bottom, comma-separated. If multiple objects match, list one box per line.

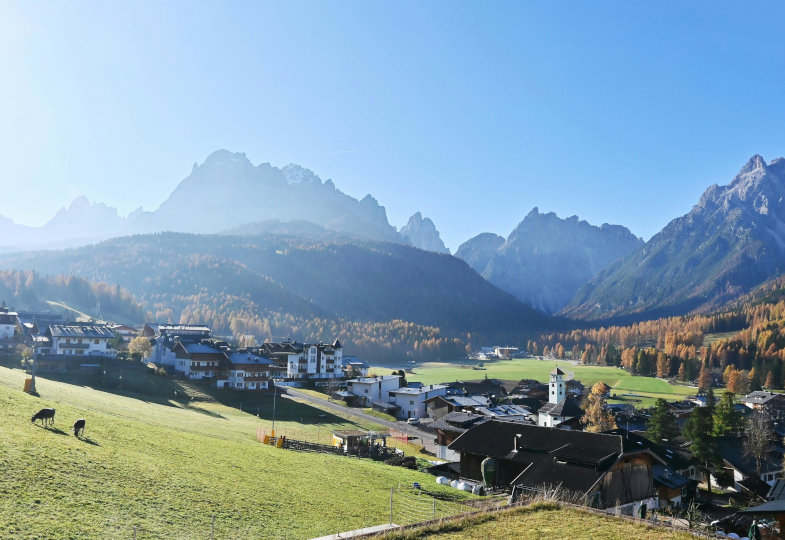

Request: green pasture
left=372, top=358, right=696, bottom=406
left=0, top=366, right=457, bottom=539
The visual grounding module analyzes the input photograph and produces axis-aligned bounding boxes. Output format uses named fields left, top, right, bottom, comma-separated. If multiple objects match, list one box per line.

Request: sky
left=1, top=1, right=785, bottom=251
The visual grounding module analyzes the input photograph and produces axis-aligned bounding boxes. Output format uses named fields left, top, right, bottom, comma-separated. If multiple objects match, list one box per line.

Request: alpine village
left=5, top=5, right=785, bottom=539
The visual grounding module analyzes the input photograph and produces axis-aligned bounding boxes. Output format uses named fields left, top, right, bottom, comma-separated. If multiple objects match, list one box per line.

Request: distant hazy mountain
left=131, top=150, right=400, bottom=242
left=562, top=154, right=785, bottom=320
left=0, top=232, right=554, bottom=361
left=0, top=150, right=404, bottom=250
left=0, top=196, right=129, bottom=250
left=455, top=233, right=505, bottom=273
left=456, top=208, right=642, bottom=313
left=400, top=212, right=449, bottom=254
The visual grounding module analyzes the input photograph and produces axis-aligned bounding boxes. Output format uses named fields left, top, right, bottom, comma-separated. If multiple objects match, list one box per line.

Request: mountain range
left=3, top=149, right=785, bottom=337
left=456, top=208, right=642, bottom=313
left=0, top=150, right=447, bottom=253
left=562, top=154, right=785, bottom=321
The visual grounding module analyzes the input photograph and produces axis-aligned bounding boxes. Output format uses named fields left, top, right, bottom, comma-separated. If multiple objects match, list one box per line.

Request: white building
left=148, top=324, right=212, bottom=367
left=537, top=367, right=582, bottom=427
left=388, top=384, right=448, bottom=420
left=172, top=341, right=227, bottom=380
left=347, top=375, right=403, bottom=406
left=218, top=351, right=273, bottom=391
left=0, top=308, right=17, bottom=340
left=35, top=323, right=116, bottom=357
left=258, top=339, right=344, bottom=380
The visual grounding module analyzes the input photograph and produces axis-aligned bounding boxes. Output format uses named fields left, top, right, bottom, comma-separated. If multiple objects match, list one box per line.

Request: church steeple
left=549, top=367, right=565, bottom=404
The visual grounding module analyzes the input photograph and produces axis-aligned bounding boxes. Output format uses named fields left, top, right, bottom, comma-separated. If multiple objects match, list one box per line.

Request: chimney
left=514, top=433, right=522, bottom=452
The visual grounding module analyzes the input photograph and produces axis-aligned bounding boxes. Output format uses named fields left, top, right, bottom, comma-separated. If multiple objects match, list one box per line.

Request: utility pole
left=30, top=345, right=37, bottom=394
left=272, top=382, right=277, bottom=436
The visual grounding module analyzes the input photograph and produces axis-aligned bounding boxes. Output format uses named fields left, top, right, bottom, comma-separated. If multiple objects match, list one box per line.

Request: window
left=95, top=339, right=99, bottom=345
left=364, top=389, right=368, bottom=394
left=410, top=400, right=414, bottom=405
left=78, top=338, right=83, bottom=344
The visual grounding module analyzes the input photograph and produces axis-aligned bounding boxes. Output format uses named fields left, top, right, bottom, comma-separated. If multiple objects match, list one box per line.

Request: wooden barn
left=448, top=420, right=663, bottom=516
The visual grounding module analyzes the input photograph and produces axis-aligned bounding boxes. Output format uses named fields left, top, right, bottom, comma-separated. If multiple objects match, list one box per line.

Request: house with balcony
left=346, top=375, right=403, bottom=407
left=34, top=323, right=116, bottom=358
left=172, top=341, right=228, bottom=380
left=388, top=384, right=448, bottom=420
left=256, top=339, right=343, bottom=380
left=0, top=307, right=17, bottom=340
left=218, top=351, right=273, bottom=390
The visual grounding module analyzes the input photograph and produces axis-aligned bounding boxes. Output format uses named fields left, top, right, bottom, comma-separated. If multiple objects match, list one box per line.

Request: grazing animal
left=31, top=408, right=56, bottom=426
left=73, top=418, right=85, bottom=437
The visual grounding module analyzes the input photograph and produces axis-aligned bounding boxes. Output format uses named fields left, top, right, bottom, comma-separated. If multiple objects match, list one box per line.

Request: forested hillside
left=536, top=273, right=785, bottom=391
left=0, top=233, right=553, bottom=361
left=0, top=270, right=145, bottom=323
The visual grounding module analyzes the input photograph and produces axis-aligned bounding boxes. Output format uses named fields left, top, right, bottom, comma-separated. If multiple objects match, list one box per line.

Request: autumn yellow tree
left=582, top=382, right=617, bottom=433
left=698, top=363, right=713, bottom=392
left=764, top=370, right=775, bottom=390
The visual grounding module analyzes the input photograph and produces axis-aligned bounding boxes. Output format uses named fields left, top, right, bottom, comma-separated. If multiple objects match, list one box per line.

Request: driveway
left=283, top=387, right=439, bottom=455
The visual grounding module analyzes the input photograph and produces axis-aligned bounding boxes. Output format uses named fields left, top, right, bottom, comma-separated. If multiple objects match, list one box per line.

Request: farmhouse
left=448, top=420, right=662, bottom=516
left=148, top=324, right=213, bottom=368
left=430, top=412, right=489, bottom=461
left=741, top=391, right=785, bottom=420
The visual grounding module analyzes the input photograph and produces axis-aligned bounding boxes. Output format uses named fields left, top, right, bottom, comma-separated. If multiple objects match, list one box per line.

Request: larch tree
left=678, top=362, right=686, bottom=382
left=581, top=381, right=617, bottom=433
left=765, top=371, right=775, bottom=390
left=698, top=363, right=712, bottom=392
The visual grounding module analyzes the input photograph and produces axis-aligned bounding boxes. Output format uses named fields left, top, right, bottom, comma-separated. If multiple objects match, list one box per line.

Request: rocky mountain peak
left=400, top=212, right=449, bottom=254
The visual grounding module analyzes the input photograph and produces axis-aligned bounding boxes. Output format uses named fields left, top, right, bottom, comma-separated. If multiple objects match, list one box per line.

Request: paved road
left=283, top=387, right=439, bottom=455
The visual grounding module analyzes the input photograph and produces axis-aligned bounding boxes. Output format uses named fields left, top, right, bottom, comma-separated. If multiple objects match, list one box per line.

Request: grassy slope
left=373, top=358, right=695, bottom=407
left=0, top=367, right=456, bottom=539
left=376, top=503, right=698, bottom=540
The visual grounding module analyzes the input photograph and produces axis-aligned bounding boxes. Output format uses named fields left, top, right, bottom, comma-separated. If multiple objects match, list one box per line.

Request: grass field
left=372, top=358, right=696, bottom=408
left=374, top=502, right=698, bottom=539
left=0, top=366, right=459, bottom=539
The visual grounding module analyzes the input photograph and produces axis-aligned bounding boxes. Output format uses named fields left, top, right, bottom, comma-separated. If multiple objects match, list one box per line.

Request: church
left=537, top=367, right=583, bottom=427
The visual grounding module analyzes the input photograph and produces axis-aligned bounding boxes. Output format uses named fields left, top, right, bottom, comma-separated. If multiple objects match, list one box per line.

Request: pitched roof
left=742, top=391, right=783, bottom=405
left=228, top=351, right=272, bottom=366
left=653, top=465, right=690, bottom=490
left=448, top=420, right=628, bottom=493
left=449, top=420, right=622, bottom=466
left=550, top=367, right=565, bottom=376
left=716, top=436, right=782, bottom=476
left=49, top=323, right=114, bottom=339
left=429, top=412, right=488, bottom=432
left=538, top=396, right=583, bottom=418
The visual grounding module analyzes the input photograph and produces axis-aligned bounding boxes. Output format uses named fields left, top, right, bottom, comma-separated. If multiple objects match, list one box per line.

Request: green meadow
left=0, top=366, right=457, bottom=539
left=373, top=358, right=696, bottom=408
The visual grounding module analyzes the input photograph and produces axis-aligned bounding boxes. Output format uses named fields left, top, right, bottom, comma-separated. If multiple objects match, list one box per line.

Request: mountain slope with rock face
left=132, top=150, right=400, bottom=242
left=456, top=208, right=642, bottom=313
left=400, top=212, right=449, bottom=254
left=562, top=154, right=785, bottom=321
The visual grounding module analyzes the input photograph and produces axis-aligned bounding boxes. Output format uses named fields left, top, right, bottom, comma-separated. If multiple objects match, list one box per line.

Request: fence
left=388, top=485, right=509, bottom=526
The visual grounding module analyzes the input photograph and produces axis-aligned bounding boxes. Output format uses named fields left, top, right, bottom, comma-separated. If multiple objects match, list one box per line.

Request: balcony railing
left=59, top=343, right=90, bottom=349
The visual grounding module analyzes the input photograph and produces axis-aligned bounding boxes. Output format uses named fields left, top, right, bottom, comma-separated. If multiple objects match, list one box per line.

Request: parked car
left=407, top=418, right=420, bottom=425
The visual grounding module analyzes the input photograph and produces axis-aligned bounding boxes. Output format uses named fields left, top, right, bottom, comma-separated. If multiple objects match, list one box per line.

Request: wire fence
left=389, top=485, right=509, bottom=526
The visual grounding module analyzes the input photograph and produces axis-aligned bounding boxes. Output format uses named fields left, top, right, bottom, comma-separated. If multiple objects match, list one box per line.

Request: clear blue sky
left=2, top=1, right=785, bottom=250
